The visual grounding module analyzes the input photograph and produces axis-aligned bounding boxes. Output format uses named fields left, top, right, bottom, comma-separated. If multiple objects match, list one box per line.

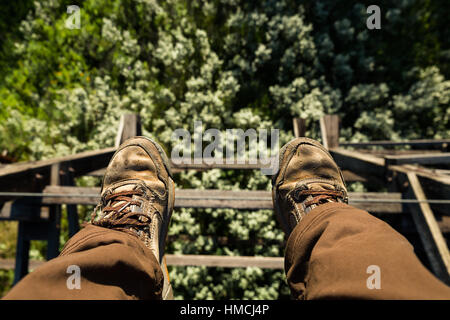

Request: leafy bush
left=0, top=0, right=448, bottom=299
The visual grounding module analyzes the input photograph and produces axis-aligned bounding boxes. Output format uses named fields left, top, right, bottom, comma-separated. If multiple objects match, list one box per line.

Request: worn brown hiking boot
left=90, top=136, right=175, bottom=299
left=272, top=137, right=348, bottom=236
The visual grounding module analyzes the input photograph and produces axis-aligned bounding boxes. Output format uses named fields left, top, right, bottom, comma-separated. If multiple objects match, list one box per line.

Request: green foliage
left=0, top=0, right=449, bottom=299
left=0, top=270, right=14, bottom=298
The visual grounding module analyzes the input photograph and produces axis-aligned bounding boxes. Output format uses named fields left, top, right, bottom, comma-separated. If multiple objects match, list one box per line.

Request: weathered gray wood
left=87, top=162, right=366, bottom=182
left=320, top=115, right=339, bottom=149
left=405, top=172, right=450, bottom=284
left=390, top=163, right=450, bottom=216
left=50, top=164, right=61, bottom=186
left=331, top=148, right=450, bottom=216
left=0, top=255, right=284, bottom=270
left=341, top=170, right=367, bottom=182
left=166, top=254, right=284, bottom=269
left=292, top=118, right=306, bottom=138
left=171, top=159, right=267, bottom=171
left=361, top=150, right=445, bottom=156
left=0, top=258, right=44, bottom=271
left=0, top=201, right=13, bottom=219
left=385, top=153, right=450, bottom=165
left=330, top=148, right=386, bottom=184
left=41, top=186, right=404, bottom=214
left=115, top=114, right=142, bottom=147
left=0, top=147, right=116, bottom=193
left=340, top=139, right=450, bottom=149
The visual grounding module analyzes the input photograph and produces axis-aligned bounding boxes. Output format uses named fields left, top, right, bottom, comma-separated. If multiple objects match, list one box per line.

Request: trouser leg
left=3, top=224, right=163, bottom=300
left=284, top=202, right=450, bottom=299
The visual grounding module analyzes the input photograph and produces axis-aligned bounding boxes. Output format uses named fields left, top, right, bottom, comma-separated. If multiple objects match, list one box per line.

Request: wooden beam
left=115, top=114, right=142, bottom=147
left=292, top=118, right=306, bottom=138
left=0, top=258, right=44, bottom=271
left=45, top=165, right=62, bottom=260
left=0, top=255, right=284, bottom=270
left=405, top=173, right=450, bottom=285
left=41, top=186, right=404, bottom=214
left=331, top=148, right=450, bottom=216
left=0, top=147, right=116, bottom=193
left=340, top=139, right=450, bottom=150
left=87, top=161, right=267, bottom=176
left=166, top=254, right=283, bottom=269
left=360, top=150, right=444, bottom=157
left=56, top=163, right=79, bottom=238
left=87, top=164, right=366, bottom=182
left=342, top=170, right=367, bottom=183
left=320, top=115, right=339, bottom=149
left=332, top=147, right=450, bottom=183
left=329, top=148, right=386, bottom=182
left=385, top=153, right=450, bottom=165
left=171, top=159, right=266, bottom=171
left=390, top=163, right=450, bottom=216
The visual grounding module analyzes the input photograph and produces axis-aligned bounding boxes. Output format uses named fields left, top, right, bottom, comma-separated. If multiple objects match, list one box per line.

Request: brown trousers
left=3, top=203, right=450, bottom=299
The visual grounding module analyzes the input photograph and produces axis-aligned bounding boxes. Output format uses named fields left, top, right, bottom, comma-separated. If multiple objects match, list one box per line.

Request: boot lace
left=91, top=187, right=153, bottom=239
left=294, top=189, right=347, bottom=207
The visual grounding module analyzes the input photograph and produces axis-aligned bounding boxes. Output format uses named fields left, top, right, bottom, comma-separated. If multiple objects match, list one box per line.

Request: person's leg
left=3, top=136, right=175, bottom=300
left=272, top=137, right=450, bottom=299
left=3, top=224, right=164, bottom=299
left=284, top=202, right=450, bottom=299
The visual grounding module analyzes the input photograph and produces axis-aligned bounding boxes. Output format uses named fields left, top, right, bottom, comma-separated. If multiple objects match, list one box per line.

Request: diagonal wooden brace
left=406, top=172, right=450, bottom=285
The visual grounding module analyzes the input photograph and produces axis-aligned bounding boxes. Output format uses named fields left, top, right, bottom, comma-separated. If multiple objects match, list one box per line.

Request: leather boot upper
left=272, top=137, right=348, bottom=236
left=91, top=137, right=174, bottom=264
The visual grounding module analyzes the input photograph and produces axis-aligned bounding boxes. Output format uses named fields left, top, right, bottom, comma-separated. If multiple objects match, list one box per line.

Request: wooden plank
left=0, top=255, right=284, bottom=270
left=0, top=148, right=115, bottom=178
left=331, top=148, right=450, bottom=216
left=41, top=186, right=404, bottom=214
left=86, top=160, right=281, bottom=174
left=47, top=163, right=62, bottom=260
left=171, top=160, right=266, bottom=171
left=292, top=118, right=306, bottom=138
left=342, top=170, right=367, bottom=182
left=42, top=186, right=99, bottom=205
left=406, top=172, right=450, bottom=284
left=50, top=164, right=61, bottom=186
left=0, top=197, right=44, bottom=221
left=0, top=147, right=116, bottom=193
left=340, top=139, right=450, bottom=149
left=329, top=148, right=386, bottom=181
left=390, top=163, right=450, bottom=216
left=320, top=115, right=339, bottom=149
left=175, top=189, right=273, bottom=210
left=0, top=115, right=140, bottom=195
left=115, top=114, right=142, bottom=148
left=358, top=149, right=444, bottom=157
left=88, top=165, right=366, bottom=182
left=431, top=169, right=450, bottom=175
left=385, top=153, right=450, bottom=165
left=336, top=147, right=450, bottom=186
left=166, top=254, right=284, bottom=269
left=0, top=201, right=13, bottom=219
left=0, top=258, right=44, bottom=271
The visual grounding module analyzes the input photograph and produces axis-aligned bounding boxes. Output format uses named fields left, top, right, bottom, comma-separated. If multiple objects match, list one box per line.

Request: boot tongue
left=304, top=182, right=337, bottom=192
left=291, top=181, right=346, bottom=205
